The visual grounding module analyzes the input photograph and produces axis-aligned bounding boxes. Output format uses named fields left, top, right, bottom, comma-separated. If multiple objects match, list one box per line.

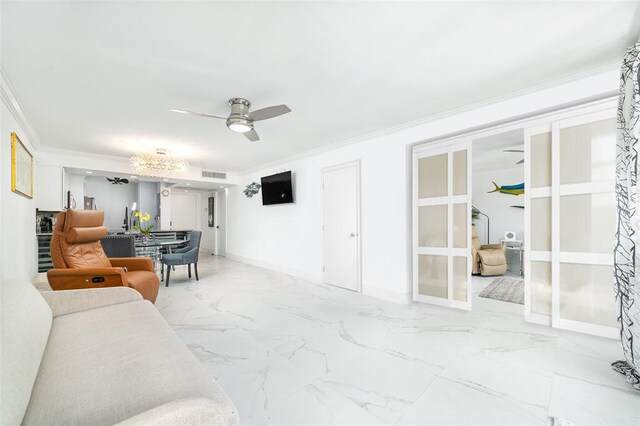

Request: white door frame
left=413, top=139, right=473, bottom=310
left=322, top=160, right=362, bottom=292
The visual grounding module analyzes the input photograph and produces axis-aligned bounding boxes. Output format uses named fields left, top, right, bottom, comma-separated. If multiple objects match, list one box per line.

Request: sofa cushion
left=1, top=281, right=52, bottom=426
left=23, top=300, right=238, bottom=426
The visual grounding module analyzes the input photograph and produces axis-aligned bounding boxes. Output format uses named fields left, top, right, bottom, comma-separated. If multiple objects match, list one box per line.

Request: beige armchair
left=472, top=225, right=507, bottom=276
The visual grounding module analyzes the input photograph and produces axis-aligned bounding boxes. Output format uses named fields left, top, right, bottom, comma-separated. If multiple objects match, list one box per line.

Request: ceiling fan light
left=227, top=122, right=253, bottom=133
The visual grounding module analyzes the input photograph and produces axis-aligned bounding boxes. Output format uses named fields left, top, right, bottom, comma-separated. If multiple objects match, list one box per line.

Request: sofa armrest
left=110, top=257, right=155, bottom=272
left=40, top=287, right=143, bottom=317
left=47, top=267, right=127, bottom=291
left=115, top=398, right=230, bottom=426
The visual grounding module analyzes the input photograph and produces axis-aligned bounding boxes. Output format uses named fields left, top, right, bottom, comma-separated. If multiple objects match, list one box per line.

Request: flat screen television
left=261, top=171, right=293, bottom=205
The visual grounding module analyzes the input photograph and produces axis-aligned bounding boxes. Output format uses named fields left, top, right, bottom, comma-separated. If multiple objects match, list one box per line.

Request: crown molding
left=239, top=62, right=620, bottom=175
left=0, top=67, right=43, bottom=150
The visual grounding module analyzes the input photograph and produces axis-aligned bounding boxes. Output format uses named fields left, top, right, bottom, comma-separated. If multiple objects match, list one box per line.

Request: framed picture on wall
left=11, top=132, right=33, bottom=199
left=208, top=196, right=215, bottom=227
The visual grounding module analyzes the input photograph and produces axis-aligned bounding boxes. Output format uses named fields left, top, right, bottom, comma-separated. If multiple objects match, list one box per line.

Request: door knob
left=350, top=232, right=357, bottom=237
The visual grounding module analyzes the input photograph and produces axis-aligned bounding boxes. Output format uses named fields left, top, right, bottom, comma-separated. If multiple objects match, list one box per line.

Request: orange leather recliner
left=47, top=209, right=159, bottom=303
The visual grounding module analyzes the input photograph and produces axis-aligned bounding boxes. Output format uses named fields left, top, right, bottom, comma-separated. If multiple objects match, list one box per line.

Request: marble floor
left=155, top=255, right=640, bottom=425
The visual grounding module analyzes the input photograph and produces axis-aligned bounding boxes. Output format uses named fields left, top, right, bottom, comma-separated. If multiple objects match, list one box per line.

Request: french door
left=413, top=140, right=472, bottom=310
left=525, top=108, right=618, bottom=338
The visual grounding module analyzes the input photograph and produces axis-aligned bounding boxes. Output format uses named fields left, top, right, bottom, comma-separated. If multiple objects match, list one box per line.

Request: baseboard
left=225, top=253, right=321, bottom=283
left=226, top=252, right=412, bottom=305
left=363, top=285, right=412, bottom=304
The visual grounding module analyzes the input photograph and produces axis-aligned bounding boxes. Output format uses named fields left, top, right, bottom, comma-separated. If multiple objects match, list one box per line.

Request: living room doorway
left=471, top=130, right=526, bottom=314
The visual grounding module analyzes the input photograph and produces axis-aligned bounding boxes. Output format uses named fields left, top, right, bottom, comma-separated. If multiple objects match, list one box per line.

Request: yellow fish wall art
left=488, top=181, right=524, bottom=196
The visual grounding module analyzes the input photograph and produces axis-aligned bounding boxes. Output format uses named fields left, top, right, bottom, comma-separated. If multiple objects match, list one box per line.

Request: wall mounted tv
left=261, top=171, right=294, bottom=205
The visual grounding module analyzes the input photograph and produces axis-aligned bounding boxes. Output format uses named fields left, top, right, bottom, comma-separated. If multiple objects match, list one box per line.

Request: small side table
left=501, top=239, right=524, bottom=276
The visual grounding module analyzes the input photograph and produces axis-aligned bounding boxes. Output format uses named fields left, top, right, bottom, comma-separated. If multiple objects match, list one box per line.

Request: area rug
left=479, top=277, right=524, bottom=305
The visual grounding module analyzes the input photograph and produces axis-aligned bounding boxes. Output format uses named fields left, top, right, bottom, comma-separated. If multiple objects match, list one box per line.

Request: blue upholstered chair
left=161, top=230, right=202, bottom=287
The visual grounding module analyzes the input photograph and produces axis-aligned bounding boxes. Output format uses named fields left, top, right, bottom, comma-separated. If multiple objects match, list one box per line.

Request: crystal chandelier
left=130, top=148, right=190, bottom=178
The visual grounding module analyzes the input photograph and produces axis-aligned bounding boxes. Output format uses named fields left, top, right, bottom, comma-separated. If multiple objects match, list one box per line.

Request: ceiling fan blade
left=169, top=109, right=227, bottom=119
left=121, top=179, right=130, bottom=184
left=503, top=149, right=525, bottom=153
left=517, top=159, right=524, bottom=164
left=249, top=104, right=291, bottom=121
left=244, top=129, right=260, bottom=142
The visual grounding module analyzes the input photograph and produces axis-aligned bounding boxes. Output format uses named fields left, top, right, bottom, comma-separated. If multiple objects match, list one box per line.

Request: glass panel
left=530, top=261, right=551, bottom=315
left=418, top=154, right=448, bottom=198
left=559, top=263, right=616, bottom=327
left=418, top=255, right=448, bottom=298
left=531, top=132, right=551, bottom=188
left=452, top=203, right=467, bottom=248
left=418, top=205, right=447, bottom=247
left=560, top=118, right=616, bottom=185
left=453, top=256, right=467, bottom=302
left=453, top=150, right=467, bottom=196
left=560, top=192, right=615, bottom=254
left=531, top=197, right=551, bottom=251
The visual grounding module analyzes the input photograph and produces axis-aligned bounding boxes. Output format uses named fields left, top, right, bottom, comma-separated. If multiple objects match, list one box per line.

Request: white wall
left=472, top=167, right=524, bottom=245
left=83, top=176, right=137, bottom=231
left=65, top=172, right=85, bottom=209
left=226, top=68, right=619, bottom=303
left=0, top=90, right=38, bottom=281
left=228, top=136, right=410, bottom=302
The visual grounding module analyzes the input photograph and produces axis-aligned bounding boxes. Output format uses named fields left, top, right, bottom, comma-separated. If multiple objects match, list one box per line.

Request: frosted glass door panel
left=559, top=192, right=616, bottom=254
left=418, top=206, right=448, bottom=247
left=419, top=154, right=448, bottom=198
left=559, top=263, right=616, bottom=328
left=452, top=203, right=467, bottom=248
left=418, top=255, right=448, bottom=299
left=531, top=132, right=552, bottom=188
left=453, top=256, right=467, bottom=302
left=453, top=150, right=467, bottom=196
left=414, top=142, right=470, bottom=309
left=531, top=197, right=551, bottom=252
left=530, top=261, right=552, bottom=315
left=560, top=118, right=616, bottom=185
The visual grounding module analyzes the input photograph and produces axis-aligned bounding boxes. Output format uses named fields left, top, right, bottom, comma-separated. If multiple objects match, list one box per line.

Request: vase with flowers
left=134, top=211, right=154, bottom=244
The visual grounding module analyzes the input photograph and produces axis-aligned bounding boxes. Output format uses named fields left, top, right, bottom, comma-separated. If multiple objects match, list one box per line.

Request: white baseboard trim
left=225, top=253, right=320, bottom=283
left=226, top=252, right=412, bottom=304
left=363, top=285, right=412, bottom=305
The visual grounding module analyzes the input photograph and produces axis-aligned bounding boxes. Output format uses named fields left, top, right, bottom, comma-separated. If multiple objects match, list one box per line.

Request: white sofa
left=1, top=280, right=239, bottom=425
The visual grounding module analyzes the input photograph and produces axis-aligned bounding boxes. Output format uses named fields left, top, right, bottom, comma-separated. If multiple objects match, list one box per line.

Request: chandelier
left=130, top=148, right=190, bottom=178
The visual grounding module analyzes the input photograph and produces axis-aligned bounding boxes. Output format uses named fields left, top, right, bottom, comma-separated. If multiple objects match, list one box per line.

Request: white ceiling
left=2, top=1, right=639, bottom=172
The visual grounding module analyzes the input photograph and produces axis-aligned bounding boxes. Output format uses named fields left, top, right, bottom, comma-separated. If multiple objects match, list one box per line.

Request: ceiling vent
left=202, top=170, right=227, bottom=179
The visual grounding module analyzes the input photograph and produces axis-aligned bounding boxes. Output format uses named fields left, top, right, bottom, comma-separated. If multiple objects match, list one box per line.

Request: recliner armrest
left=47, top=267, right=127, bottom=291
left=480, top=243, right=505, bottom=251
left=110, top=257, right=155, bottom=272
left=40, top=287, right=143, bottom=317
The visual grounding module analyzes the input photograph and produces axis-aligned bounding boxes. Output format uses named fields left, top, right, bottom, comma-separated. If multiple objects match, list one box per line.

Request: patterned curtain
left=613, top=39, right=640, bottom=390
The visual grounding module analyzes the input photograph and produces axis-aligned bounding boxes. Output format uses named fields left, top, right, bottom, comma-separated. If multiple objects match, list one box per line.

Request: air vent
left=202, top=170, right=227, bottom=179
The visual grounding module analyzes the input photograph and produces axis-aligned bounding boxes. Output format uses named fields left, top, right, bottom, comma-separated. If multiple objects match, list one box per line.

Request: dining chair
left=101, top=234, right=136, bottom=257
left=161, top=230, right=202, bottom=287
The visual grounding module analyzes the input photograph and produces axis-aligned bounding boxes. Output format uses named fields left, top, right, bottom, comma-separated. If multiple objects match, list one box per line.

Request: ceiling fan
left=503, top=148, right=524, bottom=165
left=107, top=177, right=129, bottom=185
left=170, top=98, right=291, bottom=142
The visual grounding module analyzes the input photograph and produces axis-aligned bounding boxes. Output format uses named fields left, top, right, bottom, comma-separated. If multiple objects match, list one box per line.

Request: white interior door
left=323, top=162, right=361, bottom=291
left=171, top=192, right=198, bottom=230
left=525, top=108, right=618, bottom=338
left=215, top=190, right=227, bottom=256
left=414, top=140, right=472, bottom=310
